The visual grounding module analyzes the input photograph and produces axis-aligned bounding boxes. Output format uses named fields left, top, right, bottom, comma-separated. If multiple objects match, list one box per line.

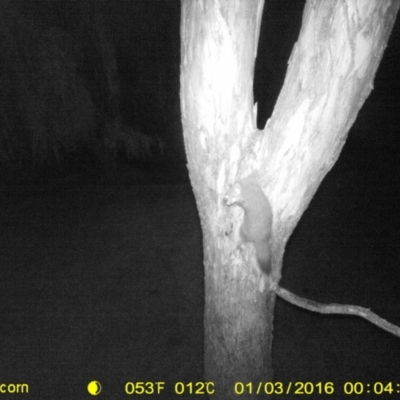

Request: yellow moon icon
left=87, top=381, right=102, bottom=395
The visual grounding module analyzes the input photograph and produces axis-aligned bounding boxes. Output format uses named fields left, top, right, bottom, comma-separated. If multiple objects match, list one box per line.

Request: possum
left=225, top=173, right=273, bottom=275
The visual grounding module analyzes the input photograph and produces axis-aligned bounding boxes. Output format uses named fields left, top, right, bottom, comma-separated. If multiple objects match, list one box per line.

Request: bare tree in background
left=0, top=0, right=160, bottom=168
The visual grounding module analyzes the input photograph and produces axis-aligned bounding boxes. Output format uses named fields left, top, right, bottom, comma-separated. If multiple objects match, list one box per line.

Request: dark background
left=0, top=0, right=399, bottom=398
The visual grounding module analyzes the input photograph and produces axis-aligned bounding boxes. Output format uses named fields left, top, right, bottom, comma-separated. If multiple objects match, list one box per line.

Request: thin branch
left=273, top=284, right=400, bottom=338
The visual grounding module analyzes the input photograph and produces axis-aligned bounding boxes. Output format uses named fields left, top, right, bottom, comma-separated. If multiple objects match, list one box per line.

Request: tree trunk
left=180, top=0, right=399, bottom=396
left=180, top=0, right=269, bottom=391
left=263, top=0, right=400, bottom=281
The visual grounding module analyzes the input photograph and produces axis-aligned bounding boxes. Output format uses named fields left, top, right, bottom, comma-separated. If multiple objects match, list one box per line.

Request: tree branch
left=273, top=284, right=400, bottom=338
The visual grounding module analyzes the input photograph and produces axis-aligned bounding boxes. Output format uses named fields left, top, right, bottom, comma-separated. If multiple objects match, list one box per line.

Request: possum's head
left=224, top=182, right=245, bottom=208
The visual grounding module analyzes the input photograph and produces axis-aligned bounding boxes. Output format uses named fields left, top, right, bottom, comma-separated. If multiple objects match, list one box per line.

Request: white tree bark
left=263, top=0, right=400, bottom=279
left=180, top=0, right=400, bottom=396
